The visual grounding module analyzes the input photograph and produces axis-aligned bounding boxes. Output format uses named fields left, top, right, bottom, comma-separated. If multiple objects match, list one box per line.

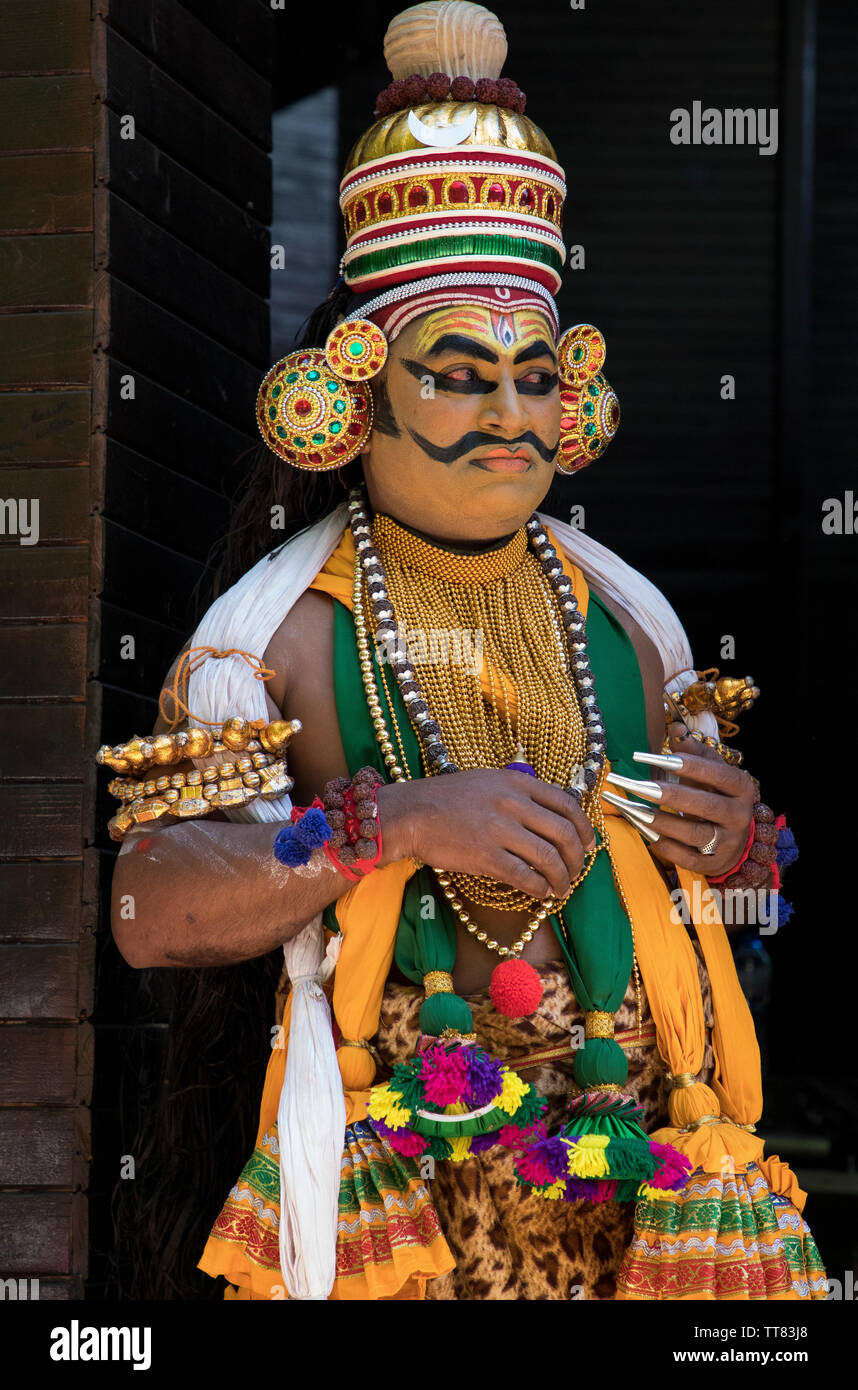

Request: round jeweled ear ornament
left=256, top=349, right=373, bottom=470
left=324, top=318, right=388, bottom=381
left=555, top=323, right=620, bottom=475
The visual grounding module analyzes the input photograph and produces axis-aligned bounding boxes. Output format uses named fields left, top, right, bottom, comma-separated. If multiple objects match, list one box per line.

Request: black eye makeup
left=401, top=358, right=558, bottom=396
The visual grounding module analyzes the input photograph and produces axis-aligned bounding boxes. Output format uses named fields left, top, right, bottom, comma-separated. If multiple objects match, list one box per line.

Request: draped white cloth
left=185, top=503, right=711, bottom=1299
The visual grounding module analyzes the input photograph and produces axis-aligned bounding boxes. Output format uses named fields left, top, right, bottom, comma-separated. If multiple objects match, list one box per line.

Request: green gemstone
left=275, top=425, right=286, bottom=438
left=334, top=399, right=346, bottom=413
left=583, top=402, right=595, bottom=416
left=588, top=383, right=601, bottom=397
left=285, top=372, right=298, bottom=384
left=348, top=341, right=365, bottom=357
left=583, top=423, right=596, bottom=436
left=271, top=383, right=281, bottom=397
left=330, top=421, right=342, bottom=434
left=294, top=436, right=306, bottom=447
left=589, top=439, right=600, bottom=450
left=311, top=432, right=325, bottom=444
left=307, top=370, right=320, bottom=381
left=268, top=406, right=276, bottom=419
left=572, top=346, right=584, bottom=362
left=326, top=380, right=338, bottom=392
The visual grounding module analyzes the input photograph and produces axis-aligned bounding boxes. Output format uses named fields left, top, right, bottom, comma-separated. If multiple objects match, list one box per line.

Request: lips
left=471, top=448, right=532, bottom=472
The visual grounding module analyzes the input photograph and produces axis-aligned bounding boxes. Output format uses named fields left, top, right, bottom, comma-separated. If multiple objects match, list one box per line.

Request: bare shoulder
left=263, top=587, right=336, bottom=714
left=588, top=579, right=666, bottom=752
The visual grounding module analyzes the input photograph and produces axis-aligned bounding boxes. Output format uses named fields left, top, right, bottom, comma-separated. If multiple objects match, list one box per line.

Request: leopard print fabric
left=374, top=943, right=715, bottom=1301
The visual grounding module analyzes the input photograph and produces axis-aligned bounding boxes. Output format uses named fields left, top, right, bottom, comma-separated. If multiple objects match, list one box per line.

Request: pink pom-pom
left=420, top=1043, right=468, bottom=1106
left=648, top=1141, right=693, bottom=1191
left=489, top=959, right=543, bottom=1018
left=386, top=1128, right=429, bottom=1157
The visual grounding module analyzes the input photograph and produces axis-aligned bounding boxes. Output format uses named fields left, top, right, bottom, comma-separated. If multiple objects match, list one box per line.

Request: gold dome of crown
left=343, top=1, right=557, bottom=171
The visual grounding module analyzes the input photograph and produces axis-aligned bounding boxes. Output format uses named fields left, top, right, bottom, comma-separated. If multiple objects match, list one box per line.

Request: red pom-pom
left=489, top=959, right=543, bottom=1018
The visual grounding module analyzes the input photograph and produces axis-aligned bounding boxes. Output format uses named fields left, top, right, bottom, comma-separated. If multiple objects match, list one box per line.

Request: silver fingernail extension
left=605, top=772, right=662, bottom=801
left=602, top=789, right=656, bottom=824
left=632, top=751, right=684, bottom=771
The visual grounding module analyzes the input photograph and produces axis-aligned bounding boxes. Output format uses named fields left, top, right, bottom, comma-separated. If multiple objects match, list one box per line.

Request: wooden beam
left=98, top=0, right=271, bottom=149
left=94, top=192, right=268, bottom=362
left=0, top=234, right=91, bottom=309
left=93, top=278, right=261, bottom=429
left=0, top=310, right=91, bottom=387
left=94, top=109, right=268, bottom=293
left=101, top=439, right=230, bottom=561
left=0, top=704, right=85, bottom=780
left=0, top=943, right=82, bottom=1017
left=180, top=0, right=274, bottom=79
left=94, top=25, right=271, bottom=221
left=91, top=355, right=255, bottom=490
left=0, top=0, right=91, bottom=74
left=0, top=862, right=87, bottom=940
left=0, top=76, right=92, bottom=154
left=0, top=153, right=92, bottom=233
left=0, top=467, right=89, bottom=543
left=0, top=547, right=89, bottom=620
left=0, top=1193, right=85, bottom=1275
left=0, top=1109, right=89, bottom=1188
left=0, top=390, right=90, bottom=464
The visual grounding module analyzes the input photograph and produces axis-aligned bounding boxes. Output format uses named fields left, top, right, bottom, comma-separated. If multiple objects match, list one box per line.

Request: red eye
left=445, top=367, right=476, bottom=381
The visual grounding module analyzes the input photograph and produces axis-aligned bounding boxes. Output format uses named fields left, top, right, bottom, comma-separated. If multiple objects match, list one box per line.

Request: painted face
left=361, top=304, right=561, bottom=543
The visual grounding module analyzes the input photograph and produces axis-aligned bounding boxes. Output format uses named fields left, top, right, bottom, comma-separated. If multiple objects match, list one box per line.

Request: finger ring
left=700, top=828, right=719, bottom=856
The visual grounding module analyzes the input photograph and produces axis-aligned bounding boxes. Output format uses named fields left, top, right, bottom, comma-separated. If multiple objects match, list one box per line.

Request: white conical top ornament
left=384, top=0, right=508, bottom=80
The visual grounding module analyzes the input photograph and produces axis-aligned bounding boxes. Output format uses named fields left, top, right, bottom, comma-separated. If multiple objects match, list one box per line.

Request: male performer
left=109, top=1, right=824, bottom=1300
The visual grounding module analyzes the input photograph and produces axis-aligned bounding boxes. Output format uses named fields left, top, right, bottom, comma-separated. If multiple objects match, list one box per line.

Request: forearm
left=111, top=789, right=411, bottom=969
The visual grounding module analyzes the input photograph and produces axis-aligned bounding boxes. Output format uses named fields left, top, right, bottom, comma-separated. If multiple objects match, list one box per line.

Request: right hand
left=377, top=768, right=596, bottom=901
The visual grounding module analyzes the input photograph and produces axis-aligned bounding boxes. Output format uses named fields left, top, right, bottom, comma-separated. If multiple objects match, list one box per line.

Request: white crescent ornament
left=406, top=107, right=478, bottom=147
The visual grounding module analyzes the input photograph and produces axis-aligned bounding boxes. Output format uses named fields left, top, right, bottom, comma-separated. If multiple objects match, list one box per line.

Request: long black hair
left=109, top=283, right=365, bottom=1300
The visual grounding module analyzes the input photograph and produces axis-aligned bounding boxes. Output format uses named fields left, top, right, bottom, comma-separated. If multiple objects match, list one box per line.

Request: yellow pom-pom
left=495, top=1068, right=529, bottom=1116
left=541, top=1180, right=566, bottom=1201
left=367, top=1086, right=412, bottom=1130
left=565, top=1134, right=610, bottom=1179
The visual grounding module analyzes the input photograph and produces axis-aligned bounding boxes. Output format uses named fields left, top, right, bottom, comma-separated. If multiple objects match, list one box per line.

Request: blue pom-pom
left=776, top=826, right=799, bottom=869
left=777, top=895, right=794, bottom=928
left=273, top=825, right=312, bottom=867
left=295, top=807, right=332, bottom=850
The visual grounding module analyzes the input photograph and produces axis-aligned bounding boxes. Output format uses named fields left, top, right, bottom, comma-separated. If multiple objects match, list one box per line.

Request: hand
left=631, top=723, right=755, bottom=877
left=377, top=768, right=596, bottom=902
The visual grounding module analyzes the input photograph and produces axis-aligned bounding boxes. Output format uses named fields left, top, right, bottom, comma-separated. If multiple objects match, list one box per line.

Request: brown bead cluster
left=322, top=766, right=384, bottom=868
left=721, top=803, right=777, bottom=889
left=374, top=72, right=526, bottom=117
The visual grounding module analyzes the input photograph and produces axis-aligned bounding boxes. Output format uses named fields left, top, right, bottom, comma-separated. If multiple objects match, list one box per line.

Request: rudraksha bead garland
left=346, top=485, right=607, bottom=797
left=322, top=767, right=384, bottom=867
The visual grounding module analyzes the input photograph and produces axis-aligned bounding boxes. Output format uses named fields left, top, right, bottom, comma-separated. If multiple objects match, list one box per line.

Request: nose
left=477, top=371, right=529, bottom=438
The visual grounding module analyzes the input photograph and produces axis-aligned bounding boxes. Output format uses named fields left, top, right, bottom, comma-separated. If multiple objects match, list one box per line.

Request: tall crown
left=340, top=1, right=566, bottom=300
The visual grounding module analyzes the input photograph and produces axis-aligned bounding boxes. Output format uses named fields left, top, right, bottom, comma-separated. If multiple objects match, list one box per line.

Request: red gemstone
left=408, top=185, right=428, bottom=208
left=306, top=453, right=322, bottom=464
left=487, top=181, right=505, bottom=204
left=333, top=444, right=347, bottom=456
left=610, top=404, right=620, bottom=424
left=294, top=399, right=312, bottom=416
left=546, top=195, right=555, bottom=218
left=448, top=180, right=468, bottom=204
left=519, top=186, right=534, bottom=207
left=560, top=416, right=575, bottom=429
left=562, top=439, right=576, bottom=451
left=355, top=201, right=367, bottom=223
left=348, top=423, right=363, bottom=436
left=561, top=392, right=577, bottom=406
left=377, top=192, right=393, bottom=214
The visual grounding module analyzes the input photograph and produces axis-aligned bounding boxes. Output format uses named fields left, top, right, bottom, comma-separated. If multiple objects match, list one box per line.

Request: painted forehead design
left=412, top=305, right=555, bottom=357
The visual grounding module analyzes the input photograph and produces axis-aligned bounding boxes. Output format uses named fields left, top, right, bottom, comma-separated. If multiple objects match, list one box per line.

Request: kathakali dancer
left=106, top=1, right=826, bottom=1300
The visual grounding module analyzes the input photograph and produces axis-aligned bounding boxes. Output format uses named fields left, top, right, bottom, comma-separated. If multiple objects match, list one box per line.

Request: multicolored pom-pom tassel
left=367, top=1039, right=547, bottom=1163
left=514, top=1090, right=692, bottom=1203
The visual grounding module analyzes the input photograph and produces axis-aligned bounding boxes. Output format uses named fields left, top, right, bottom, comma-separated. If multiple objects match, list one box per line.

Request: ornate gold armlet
left=663, top=669, right=761, bottom=766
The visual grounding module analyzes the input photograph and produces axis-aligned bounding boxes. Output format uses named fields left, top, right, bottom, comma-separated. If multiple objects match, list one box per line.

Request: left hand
left=641, top=722, right=756, bottom=878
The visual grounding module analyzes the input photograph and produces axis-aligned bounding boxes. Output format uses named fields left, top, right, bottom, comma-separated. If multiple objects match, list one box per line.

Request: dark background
left=10, top=0, right=846, bottom=1296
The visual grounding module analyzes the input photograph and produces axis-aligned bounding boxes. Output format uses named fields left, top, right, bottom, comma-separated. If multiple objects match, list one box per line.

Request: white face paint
left=407, top=107, right=478, bottom=147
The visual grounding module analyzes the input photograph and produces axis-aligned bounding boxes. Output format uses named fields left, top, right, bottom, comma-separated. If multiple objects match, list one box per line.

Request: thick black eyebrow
left=513, top=339, right=556, bottom=365
left=423, top=333, right=499, bottom=364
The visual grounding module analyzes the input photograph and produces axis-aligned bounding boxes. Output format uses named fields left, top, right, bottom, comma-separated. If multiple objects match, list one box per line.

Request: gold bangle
left=423, top=970, right=454, bottom=996
left=584, top=1009, right=614, bottom=1039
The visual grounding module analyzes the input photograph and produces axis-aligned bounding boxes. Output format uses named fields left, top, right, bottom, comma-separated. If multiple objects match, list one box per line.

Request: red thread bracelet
left=707, top=817, right=755, bottom=884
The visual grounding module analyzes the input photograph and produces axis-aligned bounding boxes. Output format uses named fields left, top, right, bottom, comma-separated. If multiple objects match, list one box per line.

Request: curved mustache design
left=407, top=427, right=559, bottom=466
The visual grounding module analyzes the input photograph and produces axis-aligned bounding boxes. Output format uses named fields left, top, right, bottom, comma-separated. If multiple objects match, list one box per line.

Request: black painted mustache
left=407, top=427, right=559, bottom=466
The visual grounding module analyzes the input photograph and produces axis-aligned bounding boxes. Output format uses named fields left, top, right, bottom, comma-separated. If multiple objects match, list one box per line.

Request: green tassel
left=418, top=991, right=474, bottom=1037
left=573, top=1037, right=629, bottom=1089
